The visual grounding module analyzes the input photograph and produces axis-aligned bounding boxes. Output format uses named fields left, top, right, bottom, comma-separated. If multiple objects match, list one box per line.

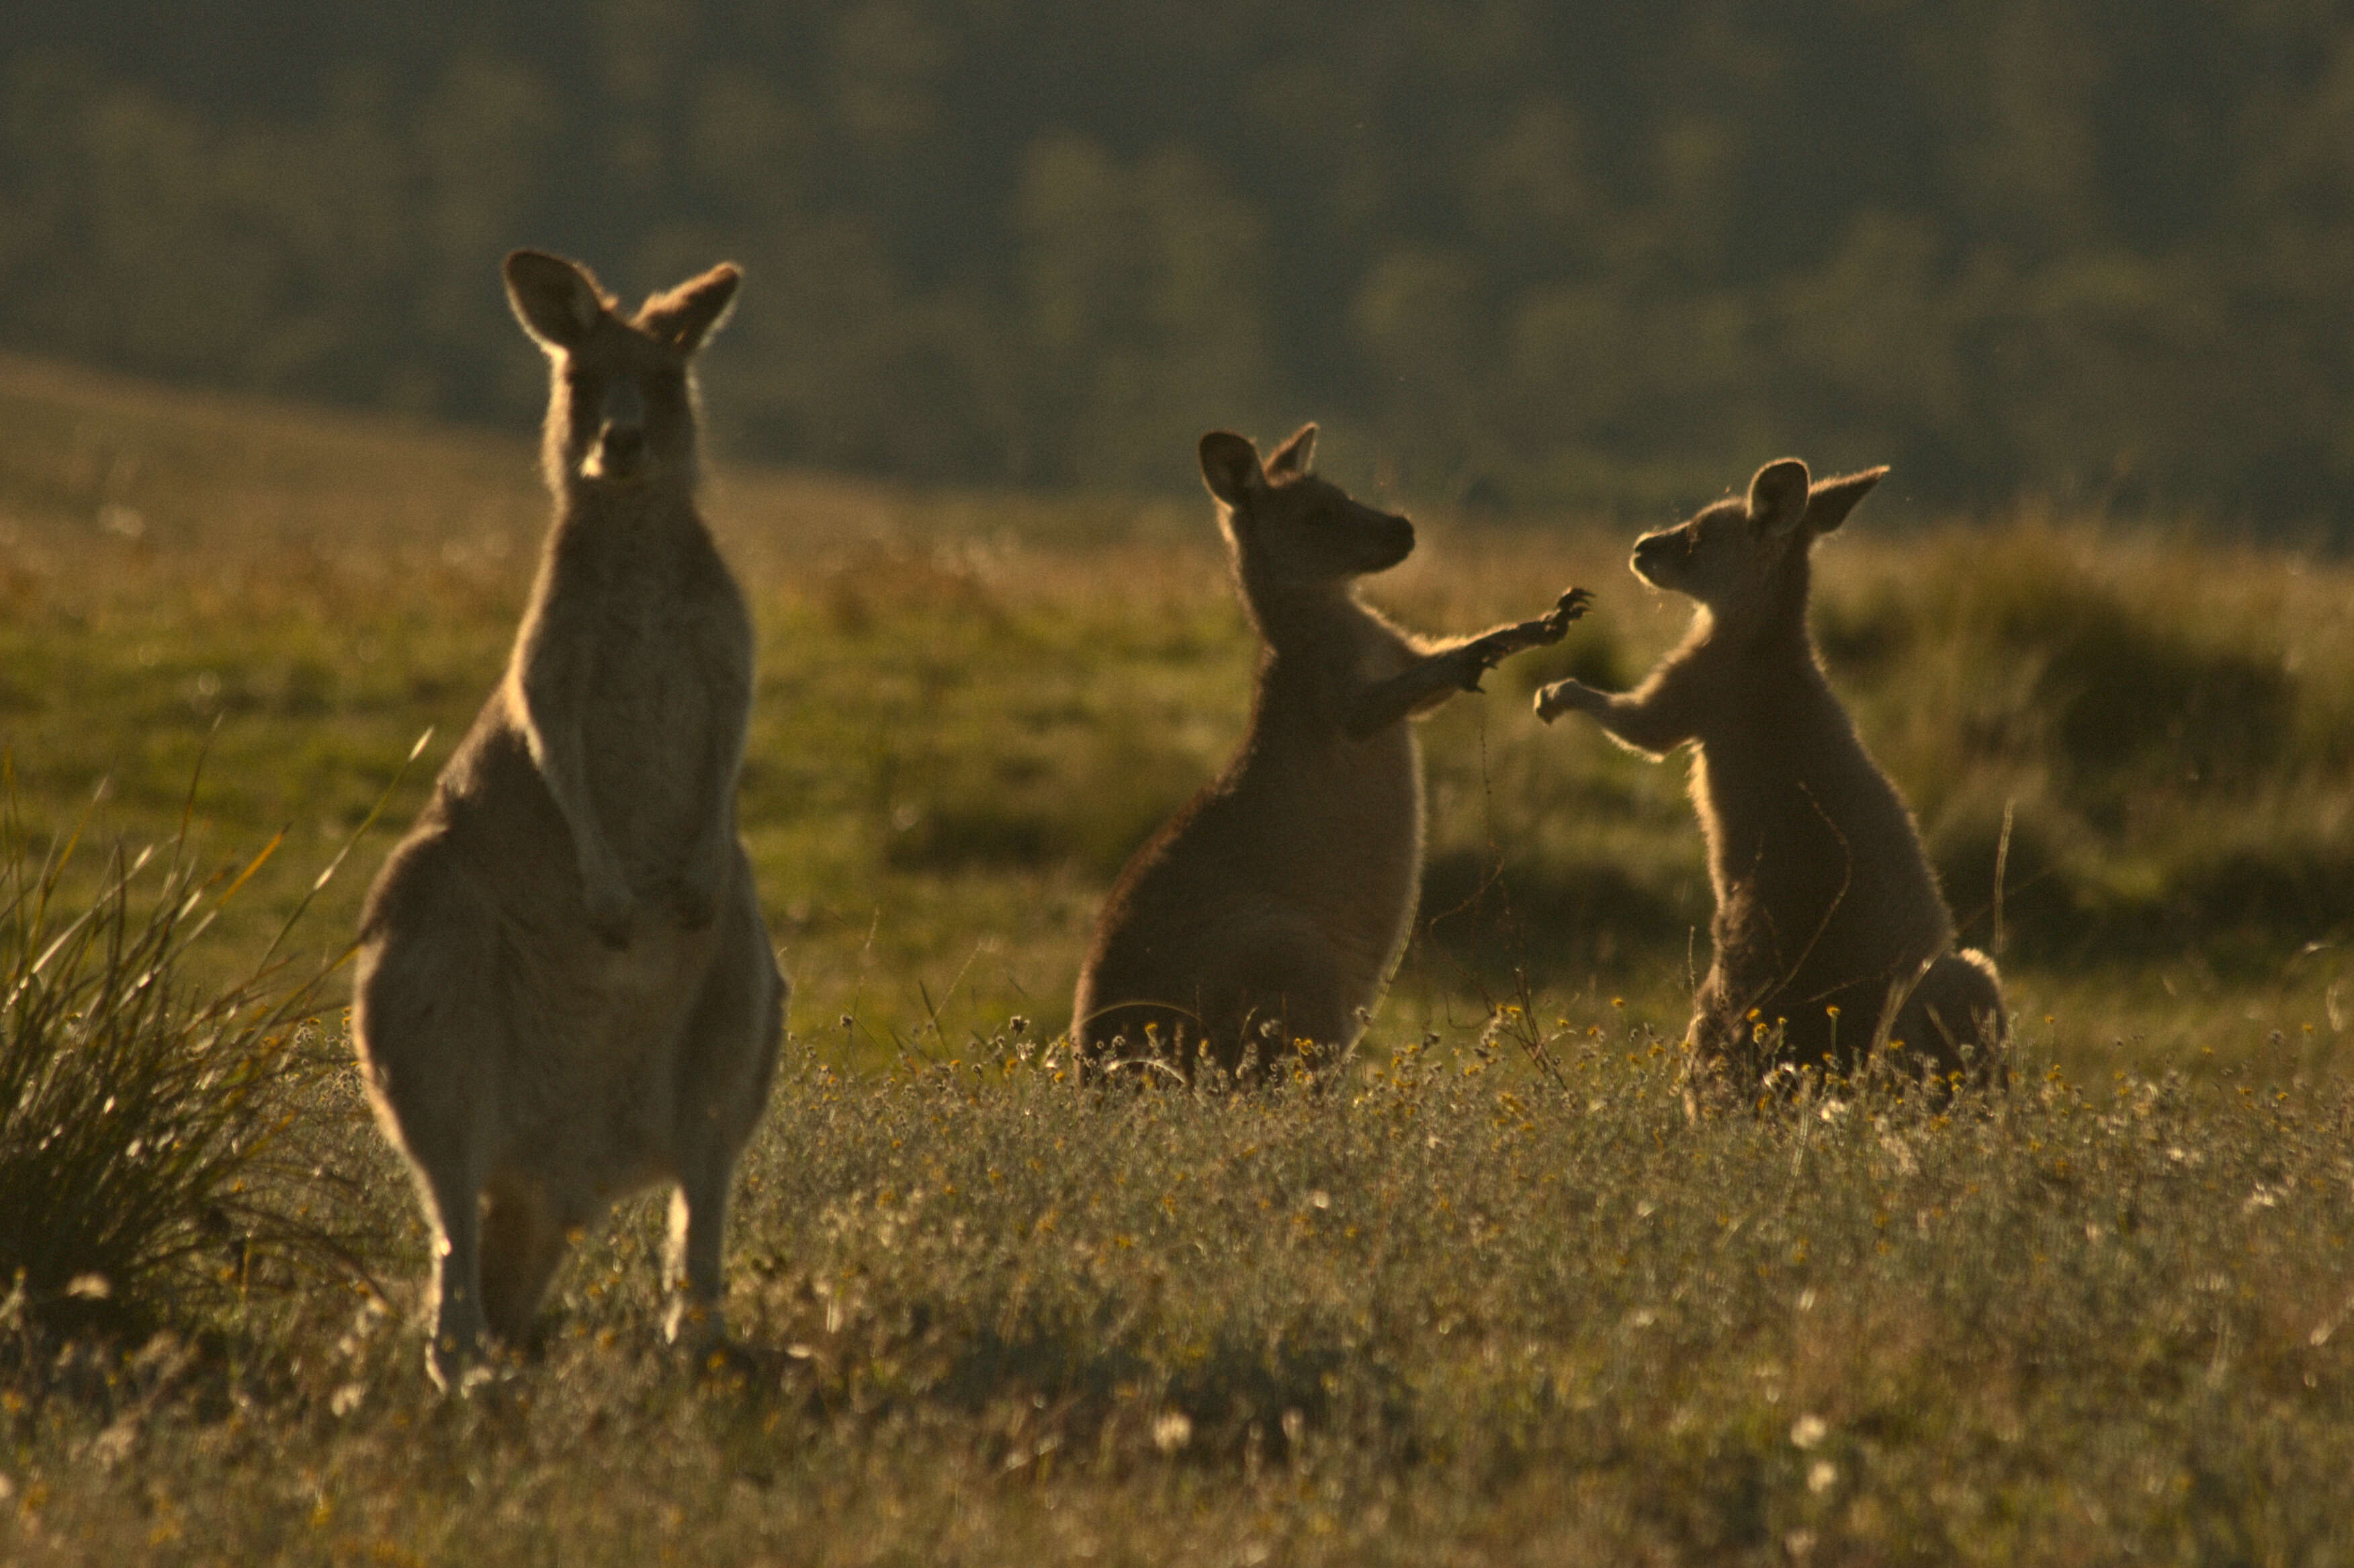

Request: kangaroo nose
left=591, top=378, right=648, bottom=474
left=587, top=419, right=645, bottom=481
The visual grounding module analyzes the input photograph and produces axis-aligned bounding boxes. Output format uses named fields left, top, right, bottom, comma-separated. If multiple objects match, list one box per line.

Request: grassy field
left=1, top=352, right=2352, bottom=1563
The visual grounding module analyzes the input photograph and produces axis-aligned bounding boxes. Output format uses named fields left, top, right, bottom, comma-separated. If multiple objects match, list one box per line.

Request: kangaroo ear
left=1746, top=458, right=1812, bottom=536
left=639, top=262, right=742, bottom=353
left=1802, top=466, right=1889, bottom=535
left=1264, top=422, right=1317, bottom=480
left=1199, top=431, right=1267, bottom=509
left=505, top=250, right=609, bottom=351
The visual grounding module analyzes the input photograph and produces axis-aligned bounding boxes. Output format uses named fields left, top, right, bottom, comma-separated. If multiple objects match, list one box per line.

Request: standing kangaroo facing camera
left=1074, top=424, right=1586, bottom=1082
left=1534, top=460, right=2004, bottom=1097
left=353, top=250, right=785, bottom=1389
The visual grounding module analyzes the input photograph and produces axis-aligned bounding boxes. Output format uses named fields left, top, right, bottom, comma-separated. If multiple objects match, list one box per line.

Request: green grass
left=1, top=351, right=2351, bottom=1562
left=5, top=352, right=2347, bottom=1065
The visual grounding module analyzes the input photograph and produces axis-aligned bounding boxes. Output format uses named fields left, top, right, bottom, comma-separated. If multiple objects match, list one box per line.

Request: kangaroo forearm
left=513, top=672, right=623, bottom=888
left=1534, top=664, right=1698, bottom=750
left=1589, top=691, right=1697, bottom=753
left=542, top=736, right=622, bottom=886
left=1347, top=593, right=1587, bottom=740
left=1428, top=610, right=1563, bottom=658
left=1344, top=652, right=1477, bottom=739
left=683, top=740, right=744, bottom=890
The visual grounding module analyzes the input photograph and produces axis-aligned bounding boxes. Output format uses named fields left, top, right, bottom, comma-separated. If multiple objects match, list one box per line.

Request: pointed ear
left=504, top=250, right=609, bottom=351
left=1199, top=431, right=1266, bottom=509
left=1802, top=466, right=1889, bottom=535
left=1264, top=422, right=1317, bottom=480
left=638, top=262, right=742, bottom=353
left=1746, top=458, right=1812, bottom=536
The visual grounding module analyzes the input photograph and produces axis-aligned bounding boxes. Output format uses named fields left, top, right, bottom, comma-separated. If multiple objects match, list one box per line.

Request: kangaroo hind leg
left=408, top=1156, right=491, bottom=1392
left=1226, top=934, right=1357, bottom=1082
left=664, top=887, right=785, bottom=1358
left=478, top=1171, right=575, bottom=1352
left=356, top=953, right=502, bottom=1390
left=1894, top=949, right=2009, bottom=1090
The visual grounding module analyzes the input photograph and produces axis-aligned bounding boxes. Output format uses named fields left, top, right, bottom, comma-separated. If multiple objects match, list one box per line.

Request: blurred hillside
left=3, top=1, right=2353, bottom=527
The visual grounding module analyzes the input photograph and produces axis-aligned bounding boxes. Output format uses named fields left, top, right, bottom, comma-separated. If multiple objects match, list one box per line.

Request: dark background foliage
left=4, top=1, right=2351, bottom=525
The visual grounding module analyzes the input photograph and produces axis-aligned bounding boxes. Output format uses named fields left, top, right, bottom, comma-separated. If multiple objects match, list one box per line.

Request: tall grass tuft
left=0, top=776, right=364, bottom=1343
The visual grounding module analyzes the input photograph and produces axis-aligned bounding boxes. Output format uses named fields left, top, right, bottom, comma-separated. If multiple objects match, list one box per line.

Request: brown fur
left=353, top=251, right=785, bottom=1389
left=1534, top=459, right=2005, bottom=1093
left=1074, top=425, right=1585, bottom=1082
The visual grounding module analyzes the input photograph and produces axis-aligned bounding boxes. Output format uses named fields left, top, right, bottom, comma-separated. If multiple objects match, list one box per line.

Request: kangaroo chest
left=565, top=527, right=752, bottom=860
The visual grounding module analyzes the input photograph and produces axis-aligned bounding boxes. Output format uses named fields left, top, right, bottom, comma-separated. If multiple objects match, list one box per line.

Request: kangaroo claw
left=1548, top=586, right=1593, bottom=631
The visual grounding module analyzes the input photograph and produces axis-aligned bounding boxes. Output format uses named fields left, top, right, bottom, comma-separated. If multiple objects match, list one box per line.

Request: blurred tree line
left=3, top=0, right=2351, bottom=526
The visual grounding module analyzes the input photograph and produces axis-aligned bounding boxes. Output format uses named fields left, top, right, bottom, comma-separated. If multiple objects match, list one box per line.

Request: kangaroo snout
left=597, top=421, right=644, bottom=470
left=582, top=379, right=649, bottom=480
left=1629, top=529, right=1684, bottom=587
left=1374, top=514, right=1415, bottom=570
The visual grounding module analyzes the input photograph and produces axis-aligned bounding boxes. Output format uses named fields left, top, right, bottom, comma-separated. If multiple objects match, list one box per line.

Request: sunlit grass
left=0, top=771, right=372, bottom=1347
left=4, top=1021, right=2351, bottom=1563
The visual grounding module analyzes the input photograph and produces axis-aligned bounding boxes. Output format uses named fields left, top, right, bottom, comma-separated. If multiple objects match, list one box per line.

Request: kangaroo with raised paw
left=353, top=251, right=785, bottom=1389
left=1075, top=424, right=1586, bottom=1082
left=1534, top=459, right=2003, bottom=1098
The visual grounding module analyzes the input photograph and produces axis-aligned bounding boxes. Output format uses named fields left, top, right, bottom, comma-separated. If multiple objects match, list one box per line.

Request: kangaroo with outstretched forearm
left=1075, top=424, right=1586, bottom=1082
left=1535, top=459, right=2003, bottom=1096
left=353, top=251, right=785, bottom=1389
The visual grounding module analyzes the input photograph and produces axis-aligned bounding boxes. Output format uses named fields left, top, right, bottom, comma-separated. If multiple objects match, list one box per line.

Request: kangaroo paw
left=656, top=875, right=721, bottom=932
left=1532, top=678, right=1602, bottom=723
left=584, top=881, right=638, bottom=949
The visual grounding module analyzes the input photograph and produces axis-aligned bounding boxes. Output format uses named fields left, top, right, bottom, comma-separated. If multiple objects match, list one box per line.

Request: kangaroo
left=353, top=250, right=785, bottom=1389
left=1074, top=425, right=1586, bottom=1082
left=1534, top=459, right=2004, bottom=1095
